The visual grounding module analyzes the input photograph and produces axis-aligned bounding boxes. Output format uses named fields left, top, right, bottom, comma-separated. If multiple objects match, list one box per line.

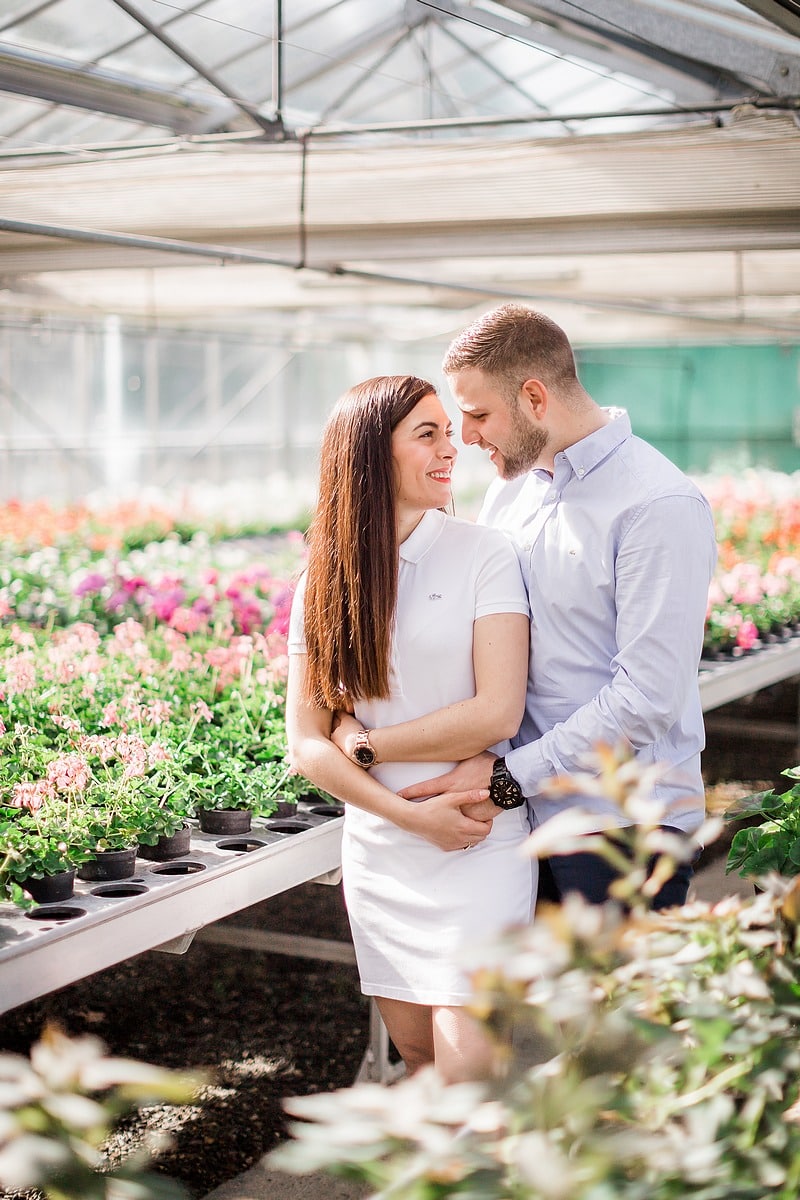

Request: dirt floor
left=0, top=676, right=797, bottom=1200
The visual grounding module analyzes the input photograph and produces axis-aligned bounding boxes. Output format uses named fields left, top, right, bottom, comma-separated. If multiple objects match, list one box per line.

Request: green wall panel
left=576, top=343, right=800, bottom=473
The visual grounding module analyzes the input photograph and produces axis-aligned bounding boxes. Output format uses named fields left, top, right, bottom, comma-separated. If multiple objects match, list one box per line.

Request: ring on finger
left=462, top=842, right=472, bottom=850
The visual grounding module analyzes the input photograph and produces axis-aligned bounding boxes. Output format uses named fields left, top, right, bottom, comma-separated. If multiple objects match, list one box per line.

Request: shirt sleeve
left=287, top=570, right=307, bottom=655
left=506, top=492, right=717, bottom=796
left=473, top=527, right=530, bottom=620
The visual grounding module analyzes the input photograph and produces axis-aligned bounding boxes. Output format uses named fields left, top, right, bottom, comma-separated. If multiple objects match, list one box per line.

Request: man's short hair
left=443, top=303, right=578, bottom=399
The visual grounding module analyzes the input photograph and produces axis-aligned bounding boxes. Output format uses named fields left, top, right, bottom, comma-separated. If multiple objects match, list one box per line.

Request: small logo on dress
left=428, top=593, right=442, bottom=600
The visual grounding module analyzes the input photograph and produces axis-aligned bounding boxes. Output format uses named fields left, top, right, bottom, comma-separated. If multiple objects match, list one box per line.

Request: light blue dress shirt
left=479, top=410, right=718, bottom=833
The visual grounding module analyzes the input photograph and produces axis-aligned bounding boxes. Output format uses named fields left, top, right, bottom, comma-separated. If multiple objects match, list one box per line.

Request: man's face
left=448, top=366, right=548, bottom=480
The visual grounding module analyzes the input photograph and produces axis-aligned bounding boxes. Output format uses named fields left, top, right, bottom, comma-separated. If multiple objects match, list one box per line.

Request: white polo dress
left=289, top=509, right=536, bottom=1005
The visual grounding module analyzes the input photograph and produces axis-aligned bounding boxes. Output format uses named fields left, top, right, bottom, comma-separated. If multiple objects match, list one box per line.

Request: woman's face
left=391, top=392, right=457, bottom=519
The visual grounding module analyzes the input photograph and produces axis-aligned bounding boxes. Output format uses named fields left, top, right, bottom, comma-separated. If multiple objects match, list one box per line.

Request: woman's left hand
left=330, top=710, right=365, bottom=759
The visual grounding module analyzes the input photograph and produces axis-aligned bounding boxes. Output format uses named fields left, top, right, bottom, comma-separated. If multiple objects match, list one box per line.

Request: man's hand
left=402, top=788, right=495, bottom=852
left=399, top=752, right=501, bottom=826
left=398, top=751, right=496, bottom=799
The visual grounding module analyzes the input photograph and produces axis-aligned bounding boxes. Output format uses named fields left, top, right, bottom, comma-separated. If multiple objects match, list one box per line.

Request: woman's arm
left=334, top=612, right=529, bottom=765
left=286, top=653, right=496, bottom=853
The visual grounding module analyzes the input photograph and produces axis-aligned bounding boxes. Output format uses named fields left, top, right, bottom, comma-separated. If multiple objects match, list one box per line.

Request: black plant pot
left=272, top=797, right=298, bottom=817
left=198, top=808, right=252, bottom=834
left=21, top=868, right=76, bottom=904
left=77, top=846, right=138, bottom=882
left=138, top=824, right=192, bottom=861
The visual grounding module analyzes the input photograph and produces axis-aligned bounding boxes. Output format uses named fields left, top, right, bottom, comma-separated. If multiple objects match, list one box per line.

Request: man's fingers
left=399, top=774, right=454, bottom=800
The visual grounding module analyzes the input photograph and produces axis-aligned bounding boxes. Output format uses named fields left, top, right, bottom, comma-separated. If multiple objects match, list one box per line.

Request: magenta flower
left=73, top=572, right=107, bottom=597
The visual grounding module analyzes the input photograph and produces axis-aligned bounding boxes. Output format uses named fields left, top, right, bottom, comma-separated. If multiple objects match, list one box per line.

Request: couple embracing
left=286, top=303, right=717, bottom=1084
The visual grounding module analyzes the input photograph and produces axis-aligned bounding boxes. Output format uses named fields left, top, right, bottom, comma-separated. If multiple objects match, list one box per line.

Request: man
left=403, top=303, right=718, bottom=908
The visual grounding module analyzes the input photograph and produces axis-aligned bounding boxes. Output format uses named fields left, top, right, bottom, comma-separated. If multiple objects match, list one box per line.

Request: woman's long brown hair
left=303, top=375, right=437, bottom=708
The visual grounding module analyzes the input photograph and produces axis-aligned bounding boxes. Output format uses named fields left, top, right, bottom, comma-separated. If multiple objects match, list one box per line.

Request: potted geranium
left=0, top=814, right=88, bottom=904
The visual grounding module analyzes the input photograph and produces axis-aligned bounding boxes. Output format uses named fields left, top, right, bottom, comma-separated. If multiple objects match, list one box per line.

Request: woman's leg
left=375, top=997, right=435, bottom=1075
left=432, top=1005, right=497, bottom=1084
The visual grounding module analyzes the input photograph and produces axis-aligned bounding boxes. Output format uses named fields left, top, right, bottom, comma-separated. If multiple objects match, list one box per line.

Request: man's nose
left=460, top=415, right=479, bottom=445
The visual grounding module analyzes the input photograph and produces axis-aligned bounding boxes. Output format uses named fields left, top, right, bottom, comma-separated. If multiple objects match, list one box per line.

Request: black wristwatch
left=489, top=756, right=525, bottom=810
left=352, top=729, right=377, bottom=768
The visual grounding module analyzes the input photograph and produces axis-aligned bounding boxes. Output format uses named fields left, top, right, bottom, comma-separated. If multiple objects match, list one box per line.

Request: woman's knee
left=376, top=998, right=434, bottom=1074
left=432, top=1005, right=496, bottom=1083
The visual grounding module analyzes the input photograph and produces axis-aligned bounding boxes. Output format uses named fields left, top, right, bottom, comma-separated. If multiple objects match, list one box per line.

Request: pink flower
left=79, top=734, right=118, bottom=762
left=168, top=648, right=193, bottom=672
left=191, top=699, right=213, bottom=723
left=736, top=619, right=759, bottom=651
left=112, top=619, right=148, bottom=653
left=46, top=753, right=91, bottom=794
left=169, top=605, right=206, bottom=634
left=205, top=646, right=232, bottom=669
left=142, top=699, right=173, bottom=725
left=115, top=734, right=148, bottom=778
left=5, top=654, right=37, bottom=694
left=10, top=780, right=54, bottom=811
left=52, top=714, right=82, bottom=732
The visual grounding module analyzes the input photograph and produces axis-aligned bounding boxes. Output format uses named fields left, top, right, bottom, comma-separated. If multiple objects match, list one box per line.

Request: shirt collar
left=399, top=508, right=447, bottom=563
left=537, top=407, right=631, bottom=482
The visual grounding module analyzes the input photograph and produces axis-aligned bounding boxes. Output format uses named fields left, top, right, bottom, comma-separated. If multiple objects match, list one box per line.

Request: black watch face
left=491, top=763, right=523, bottom=808
left=354, top=747, right=375, bottom=766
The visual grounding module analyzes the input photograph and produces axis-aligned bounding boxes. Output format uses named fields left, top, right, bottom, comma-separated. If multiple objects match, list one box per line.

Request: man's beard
left=496, top=407, right=549, bottom=480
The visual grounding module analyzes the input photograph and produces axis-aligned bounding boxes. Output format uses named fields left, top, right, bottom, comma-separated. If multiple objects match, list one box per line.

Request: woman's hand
left=330, top=711, right=365, bottom=761
left=401, top=789, right=495, bottom=852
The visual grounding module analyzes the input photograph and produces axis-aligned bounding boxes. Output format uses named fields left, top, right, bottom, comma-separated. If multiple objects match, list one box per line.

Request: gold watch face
left=353, top=734, right=375, bottom=766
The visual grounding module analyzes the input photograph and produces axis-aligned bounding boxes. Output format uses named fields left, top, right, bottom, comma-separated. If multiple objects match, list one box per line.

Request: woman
left=286, top=375, right=535, bottom=1083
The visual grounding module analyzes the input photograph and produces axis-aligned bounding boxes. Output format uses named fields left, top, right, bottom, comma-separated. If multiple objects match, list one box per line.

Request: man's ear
left=519, top=378, right=547, bottom=420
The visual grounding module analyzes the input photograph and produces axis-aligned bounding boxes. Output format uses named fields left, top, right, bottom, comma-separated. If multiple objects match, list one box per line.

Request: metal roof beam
left=737, top=0, right=800, bottom=40
left=0, top=45, right=235, bottom=134
left=107, top=0, right=283, bottom=137
left=504, top=0, right=800, bottom=97
left=413, top=0, right=727, bottom=102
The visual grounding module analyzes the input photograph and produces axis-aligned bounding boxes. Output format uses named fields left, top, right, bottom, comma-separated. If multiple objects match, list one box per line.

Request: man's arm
left=286, top=653, right=495, bottom=852
left=506, top=493, right=717, bottom=795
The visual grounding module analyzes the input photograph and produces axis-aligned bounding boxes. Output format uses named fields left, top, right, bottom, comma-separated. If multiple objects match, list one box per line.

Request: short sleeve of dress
left=473, top=526, right=529, bottom=620
left=287, top=570, right=307, bottom=655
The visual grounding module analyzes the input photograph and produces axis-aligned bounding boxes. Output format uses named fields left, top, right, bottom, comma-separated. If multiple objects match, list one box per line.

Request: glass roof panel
left=1, top=0, right=144, bottom=60
left=156, top=1, right=269, bottom=68
left=9, top=106, right=151, bottom=145
left=101, top=35, right=200, bottom=86
left=211, top=46, right=273, bottom=107
left=0, top=92, right=46, bottom=136
left=0, top=0, right=60, bottom=31
left=0, top=0, right=795, bottom=153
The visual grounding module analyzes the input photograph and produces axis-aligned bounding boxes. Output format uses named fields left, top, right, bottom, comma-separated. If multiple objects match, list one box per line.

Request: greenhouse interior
left=2, top=2, right=800, bottom=1199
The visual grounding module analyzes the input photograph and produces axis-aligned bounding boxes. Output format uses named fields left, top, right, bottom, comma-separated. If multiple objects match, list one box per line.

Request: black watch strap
left=489, top=756, right=525, bottom=810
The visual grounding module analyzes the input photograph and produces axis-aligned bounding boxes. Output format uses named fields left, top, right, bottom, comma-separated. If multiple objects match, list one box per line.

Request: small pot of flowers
left=0, top=820, right=81, bottom=906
